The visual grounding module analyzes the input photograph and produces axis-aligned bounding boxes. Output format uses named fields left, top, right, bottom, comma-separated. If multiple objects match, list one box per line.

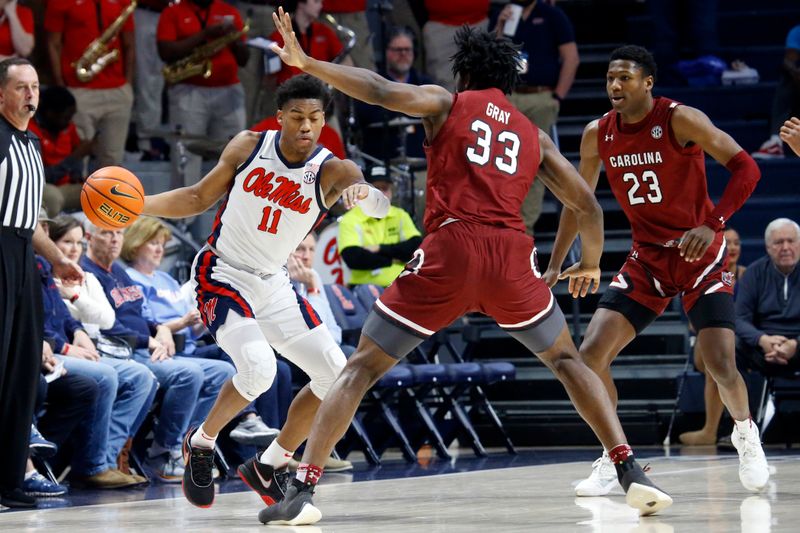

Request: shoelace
left=190, top=448, right=215, bottom=486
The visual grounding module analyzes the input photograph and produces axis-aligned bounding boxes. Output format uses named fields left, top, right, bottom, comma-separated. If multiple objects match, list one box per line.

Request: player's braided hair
left=450, top=26, right=520, bottom=94
left=276, top=74, right=332, bottom=110
left=609, top=45, right=658, bottom=81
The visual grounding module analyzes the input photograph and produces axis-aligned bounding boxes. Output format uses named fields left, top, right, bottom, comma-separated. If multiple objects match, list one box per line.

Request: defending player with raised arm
left=544, top=45, right=769, bottom=497
left=141, top=74, right=389, bottom=511
left=256, top=10, right=672, bottom=526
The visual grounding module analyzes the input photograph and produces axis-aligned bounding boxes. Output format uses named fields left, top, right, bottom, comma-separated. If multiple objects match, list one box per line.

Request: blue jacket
left=80, top=256, right=159, bottom=349
left=735, top=255, right=800, bottom=348
left=38, top=256, right=83, bottom=354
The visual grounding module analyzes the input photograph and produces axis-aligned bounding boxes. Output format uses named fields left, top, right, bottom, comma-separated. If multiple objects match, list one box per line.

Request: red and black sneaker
left=181, top=428, right=216, bottom=508
left=237, top=455, right=289, bottom=505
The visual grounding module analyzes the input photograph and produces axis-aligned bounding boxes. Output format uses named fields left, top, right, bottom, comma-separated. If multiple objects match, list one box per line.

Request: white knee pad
left=276, top=326, right=346, bottom=401
left=217, top=314, right=277, bottom=402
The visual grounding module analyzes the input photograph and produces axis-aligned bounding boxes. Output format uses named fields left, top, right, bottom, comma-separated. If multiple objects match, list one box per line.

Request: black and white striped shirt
left=0, top=117, right=44, bottom=231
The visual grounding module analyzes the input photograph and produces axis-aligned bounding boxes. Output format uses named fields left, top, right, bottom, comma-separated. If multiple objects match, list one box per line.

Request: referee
left=0, top=58, right=83, bottom=508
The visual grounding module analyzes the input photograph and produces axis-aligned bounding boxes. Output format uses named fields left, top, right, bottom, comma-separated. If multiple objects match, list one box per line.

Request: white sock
left=735, top=418, right=754, bottom=435
left=190, top=424, right=217, bottom=449
left=259, top=439, right=294, bottom=468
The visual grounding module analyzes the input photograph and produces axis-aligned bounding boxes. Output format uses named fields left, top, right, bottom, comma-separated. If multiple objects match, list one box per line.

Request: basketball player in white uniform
left=142, top=75, right=390, bottom=509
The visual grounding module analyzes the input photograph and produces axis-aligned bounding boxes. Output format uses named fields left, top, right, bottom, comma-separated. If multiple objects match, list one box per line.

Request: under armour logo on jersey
left=605, top=134, right=614, bottom=142
left=651, top=125, right=663, bottom=139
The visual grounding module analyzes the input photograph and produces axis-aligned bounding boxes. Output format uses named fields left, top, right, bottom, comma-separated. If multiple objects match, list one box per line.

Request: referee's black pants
left=0, top=228, right=43, bottom=493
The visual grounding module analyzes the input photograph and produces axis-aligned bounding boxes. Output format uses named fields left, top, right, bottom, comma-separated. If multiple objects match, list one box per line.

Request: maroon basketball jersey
left=423, top=88, right=540, bottom=234
left=597, top=97, right=714, bottom=246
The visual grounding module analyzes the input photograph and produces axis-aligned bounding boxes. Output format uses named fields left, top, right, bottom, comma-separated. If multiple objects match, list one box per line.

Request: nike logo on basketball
left=110, top=185, right=136, bottom=199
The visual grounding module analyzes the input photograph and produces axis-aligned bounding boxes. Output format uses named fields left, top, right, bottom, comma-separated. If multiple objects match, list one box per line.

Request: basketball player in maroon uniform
left=545, top=45, right=770, bottom=496
left=257, top=9, right=672, bottom=526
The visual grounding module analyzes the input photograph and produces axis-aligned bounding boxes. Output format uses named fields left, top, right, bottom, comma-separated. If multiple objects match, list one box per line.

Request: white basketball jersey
left=207, top=130, right=332, bottom=275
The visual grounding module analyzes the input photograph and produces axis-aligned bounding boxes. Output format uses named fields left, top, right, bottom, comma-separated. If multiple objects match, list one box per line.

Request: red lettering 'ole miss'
left=206, top=130, right=332, bottom=275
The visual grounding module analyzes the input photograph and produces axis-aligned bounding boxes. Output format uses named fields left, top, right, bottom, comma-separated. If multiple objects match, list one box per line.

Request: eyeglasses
left=387, top=47, right=413, bottom=54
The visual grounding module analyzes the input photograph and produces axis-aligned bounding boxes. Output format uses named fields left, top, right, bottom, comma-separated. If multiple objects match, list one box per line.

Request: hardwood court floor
left=1, top=451, right=797, bottom=532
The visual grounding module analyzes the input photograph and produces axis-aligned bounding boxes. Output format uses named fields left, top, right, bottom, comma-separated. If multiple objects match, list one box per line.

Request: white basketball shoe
left=732, top=420, right=770, bottom=492
left=575, top=451, right=620, bottom=496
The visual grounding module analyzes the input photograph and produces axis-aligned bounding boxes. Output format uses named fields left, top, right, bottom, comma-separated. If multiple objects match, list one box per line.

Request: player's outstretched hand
left=558, top=262, right=601, bottom=298
left=542, top=268, right=560, bottom=288
left=271, top=6, right=310, bottom=70
left=679, top=224, right=714, bottom=263
left=779, top=117, right=800, bottom=156
left=341, top=182, right=370, bottom=210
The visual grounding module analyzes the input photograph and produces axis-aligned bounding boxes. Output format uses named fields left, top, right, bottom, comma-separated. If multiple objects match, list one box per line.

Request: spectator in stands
left=781, top=117, right=800, bottom=155
left=354, top=26, right=432, bottom=162
left=491, top=0, right=578, bottom=236
left=157, top=0, right=249, bottom=187
left=251, top=113, right=346, bottom=159
left=133, top=1, right=170, bottom=160
left=646, top=0, right=719, bottom=86
left=45, top=0, right=135, bottom=168
left=270, top=0, right=352, bottom=89
left=752, top=24, right=800, bottom=159
left=30, top=87, right=92, bottom=217
left=27, top=340, right=98, bottom=498
left=736, top=218, right=800, bottom=382
left=37, top=213, right=153, bottom=489
left=420, top=0, right=488, bottom=91
left=80, top=221, right=214, bottom=482
left=323, top=0, right=372, bottom=70
left=680, top=227, right=747, bottom=445
left=49, top=214, right=161, bottom=475
left=287, top=231, right=353, bottom=472
left=338, top=166, right=422, bottom=287
left=238, top=0, right=277, bottom=125
left=0, top=0, right=34, bottom=60
left=121, top=216, right=280, bottom=447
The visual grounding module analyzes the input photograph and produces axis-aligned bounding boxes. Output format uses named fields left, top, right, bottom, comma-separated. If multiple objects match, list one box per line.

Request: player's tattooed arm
left=537, top=128, right=603, bottom=298
left=544, top=120, right=603, bottom=291
left=144, top=131, right=259, bottom=218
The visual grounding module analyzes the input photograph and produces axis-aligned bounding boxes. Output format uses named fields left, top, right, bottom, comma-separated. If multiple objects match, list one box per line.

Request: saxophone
left=162, top=21, right=250, bottom=85
left=322, top=13, right=356, bottom=64
left=74, top=0, right=137, bottom=83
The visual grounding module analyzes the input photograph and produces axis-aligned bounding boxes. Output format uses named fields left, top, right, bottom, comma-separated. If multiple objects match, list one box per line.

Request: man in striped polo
left=0, top=58, right=83, bottom=509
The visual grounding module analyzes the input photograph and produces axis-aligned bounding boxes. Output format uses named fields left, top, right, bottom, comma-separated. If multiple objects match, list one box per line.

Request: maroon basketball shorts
left=599, top=231, right=734, bottom=328
left=374, top=221, right=557, bottom=338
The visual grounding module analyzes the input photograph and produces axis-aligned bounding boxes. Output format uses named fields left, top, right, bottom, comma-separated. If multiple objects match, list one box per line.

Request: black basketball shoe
left=617, top=459, right=673, bottom=516
left=258, top=481, right=321, bottom=526
left=181, top=428, right=216, bottom=508
left=237, top=455, right=290, bottom=505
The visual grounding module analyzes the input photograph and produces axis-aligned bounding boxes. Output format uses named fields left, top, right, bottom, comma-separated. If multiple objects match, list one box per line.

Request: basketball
left=80, top=166, right=144, bottom=230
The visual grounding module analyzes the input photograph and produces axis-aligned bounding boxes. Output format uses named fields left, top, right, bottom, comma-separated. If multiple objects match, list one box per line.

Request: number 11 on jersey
left=258, top=206, right=282, bottom=234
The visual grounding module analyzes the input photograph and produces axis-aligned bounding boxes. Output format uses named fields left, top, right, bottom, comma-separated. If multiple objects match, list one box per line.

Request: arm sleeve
left=70, top=274, right=117, bottom=330
left=379, top=236, right=423, bottom=261
left=704, top=151, right=761, bottom=231
left=341, top=246, right=393, bottom=270
left=735, top=267, right=765, bottom=348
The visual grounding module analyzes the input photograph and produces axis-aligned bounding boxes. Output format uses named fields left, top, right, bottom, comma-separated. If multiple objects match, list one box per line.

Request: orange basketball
left=80, top=166, right=145, bottom=230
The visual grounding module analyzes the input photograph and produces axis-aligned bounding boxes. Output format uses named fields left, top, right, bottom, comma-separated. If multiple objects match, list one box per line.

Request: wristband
left=62, top=344, right=70, bottom=355
left=308, top=287, right=321, bottom=295
left=70, top=293, right=80, bottom=304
